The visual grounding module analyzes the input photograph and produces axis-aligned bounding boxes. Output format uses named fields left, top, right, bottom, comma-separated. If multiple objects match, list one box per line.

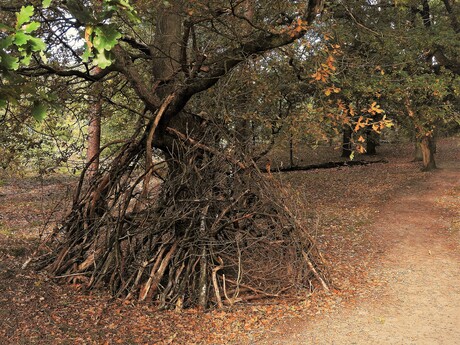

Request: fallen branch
left=302, top=250, right=330, bottom=294
left=224, top=277, right=285, bottom=298
left=212, top=257, right=225, bottom=308
left=263, top=159, right=388, bottom=173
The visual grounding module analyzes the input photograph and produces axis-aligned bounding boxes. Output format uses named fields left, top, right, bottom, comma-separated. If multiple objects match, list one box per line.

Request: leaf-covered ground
left=0, top=138, right=458, bottom=344
left=258, top=138, right=460, bottom=344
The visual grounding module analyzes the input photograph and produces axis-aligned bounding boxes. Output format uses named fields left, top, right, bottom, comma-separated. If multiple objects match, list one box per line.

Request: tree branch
left=17, top=63, right=116, bottom=81
left=112, top=45, right=161, bottom=111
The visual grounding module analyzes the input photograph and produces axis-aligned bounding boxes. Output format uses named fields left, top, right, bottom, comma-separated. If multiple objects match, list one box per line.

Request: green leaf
left=24, top=22, right=41, bottom=33
left=0, top=52, right=20, bottom=70
left=0, top=36, right=14, bottom=50
left=93, top=25, right=121, bottom=51
left=14, top=31, right=31, bottom=46
left=93, top=50, right=114, bottom=69
left=0, top=99, right=6, bottom=108
left=16, top=6, right=35, bottom=29
left=82, top=43, right=93, bottom=62
left=39, top=51, right=48, bottom=64
left=21, top=53, right=32, bottom=66
left=32, top=101, right=47, bottom=121
left=28, top=37, right=46, bottom=52
left=42, top=0, right=52, bottom=8
left=105, top=0, right=134, bottom=11
left=126, top=10, right=141, bottom=24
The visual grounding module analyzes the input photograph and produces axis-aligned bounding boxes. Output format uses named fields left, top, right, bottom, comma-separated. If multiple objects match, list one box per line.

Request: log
left=263, top=159, right=388, bottom=173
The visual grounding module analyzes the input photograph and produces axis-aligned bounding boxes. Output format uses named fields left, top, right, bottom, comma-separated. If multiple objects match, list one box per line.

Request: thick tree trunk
left=151, top=2, right=183, bottom=82
left=414, top=141, right=423, bottom=161
left=365, top=130, right=379, bottom=155
left=420, top=135, right=437, bottom=171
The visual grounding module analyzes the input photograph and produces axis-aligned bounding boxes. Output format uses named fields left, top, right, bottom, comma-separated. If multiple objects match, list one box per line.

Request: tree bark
left=365, top=130, right=379, bottom=155
left=420, top=135, right=437, bottom=171
left=86, top=66, right=103, bottom=180
left=289, top=133, right=294, bottom=167
left=341, top=125, right=352, bottom=158
left=414, top=141, right=423, bottom=162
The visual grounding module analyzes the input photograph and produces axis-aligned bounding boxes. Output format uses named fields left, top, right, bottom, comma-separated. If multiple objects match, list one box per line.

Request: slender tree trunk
left=410, top=128, right=423, bottom=161
left=86, top=66, right=103, bottom=179
left=341, top=125, right=352, bottom=158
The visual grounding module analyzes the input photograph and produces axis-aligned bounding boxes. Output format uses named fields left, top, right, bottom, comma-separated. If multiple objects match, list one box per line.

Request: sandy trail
left=259, top=162, right=460, bottom=344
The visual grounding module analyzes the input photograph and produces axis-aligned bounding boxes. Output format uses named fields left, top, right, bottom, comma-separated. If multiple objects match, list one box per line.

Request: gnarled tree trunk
left=37, top=0, right=329, bottom=309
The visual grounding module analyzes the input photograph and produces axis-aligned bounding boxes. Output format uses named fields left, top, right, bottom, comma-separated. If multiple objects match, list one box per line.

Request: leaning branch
left=18, top=63, right=115, bottom=81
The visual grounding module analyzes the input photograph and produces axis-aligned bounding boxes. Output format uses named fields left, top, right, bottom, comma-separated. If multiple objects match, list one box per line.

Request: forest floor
left=0, top=137, right=459, bottom=344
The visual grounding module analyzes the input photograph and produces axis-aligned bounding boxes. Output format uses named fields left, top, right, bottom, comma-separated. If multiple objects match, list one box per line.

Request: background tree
left=321, top=0, right=460, bottom=168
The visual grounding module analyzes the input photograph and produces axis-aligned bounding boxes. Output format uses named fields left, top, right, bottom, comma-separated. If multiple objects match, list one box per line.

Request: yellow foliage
left=324, top=86, right=341, bottom=96
left=369, top=102, right=384, bottom=114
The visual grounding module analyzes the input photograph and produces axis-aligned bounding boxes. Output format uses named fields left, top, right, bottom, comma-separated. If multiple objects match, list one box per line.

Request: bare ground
left=0, top=138, right=459, bottom=344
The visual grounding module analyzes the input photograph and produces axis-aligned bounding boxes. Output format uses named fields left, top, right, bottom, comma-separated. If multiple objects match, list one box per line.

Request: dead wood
left=264, top=159, right=388, bottom=173
left=36, top=119, right=330, bottom=309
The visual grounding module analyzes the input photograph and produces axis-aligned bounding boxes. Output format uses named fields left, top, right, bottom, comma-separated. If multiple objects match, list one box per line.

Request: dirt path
left=259, top=162, right=460, bottom=344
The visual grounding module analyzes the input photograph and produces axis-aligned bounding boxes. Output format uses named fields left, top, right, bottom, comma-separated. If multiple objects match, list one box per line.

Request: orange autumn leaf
left=354, top=116, right=366, bottom=131
left=324, top=86, right=341, bottom=96
left=326, top=55, right=336, bottom=71
left=349, top=104, right=355, bottom=116
left=369, top=102, right=384, bottom=114
left=356, top=145, right=366, bottom=153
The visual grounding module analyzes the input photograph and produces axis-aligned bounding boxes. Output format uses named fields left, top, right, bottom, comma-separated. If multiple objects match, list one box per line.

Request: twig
left=224, top=277, right=281, bottom=298
left=302, top=251, right=330, bottom=293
